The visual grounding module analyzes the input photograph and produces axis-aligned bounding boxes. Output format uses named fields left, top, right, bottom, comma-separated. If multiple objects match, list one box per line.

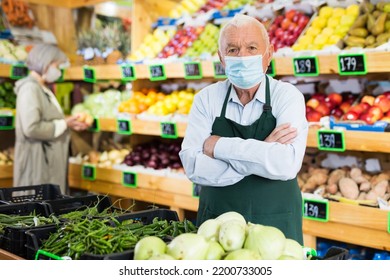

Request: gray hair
left=26, top=44, right=67, bottom=75
left=218, top=14, right=270, bottom=52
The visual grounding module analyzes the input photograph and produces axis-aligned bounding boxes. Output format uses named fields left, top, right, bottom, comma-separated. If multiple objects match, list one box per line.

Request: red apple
left=316, top=103, right=331, bottom=116
left=374, top=94, right=390, bottom=113
left=275, top=28, right=284, bottom=39
left=311, top=93, right=326, bottom=102
left=306, top=105, right=314, bottom=114
left=361, top=95, right=375, bottom=106
left=285, top=9, right=296, bottom=21
left=380, top=116, right=390, bottom=122
left=386, top=111, right=390, bottom=117
left=368, top=105, right=384, bottom=122
left=331, top=108, right=344, bottom=120
left=281, top=18, right=292, bottom=30
left=359, top=112, right=375, bottom=125
left=339, top=102, right=351, bottom=113
left=306, top=111, right=323, bottom=122
left=360, top=102, right=371, bottom=112
left=383, top=91, right=390, bottom=100
left=327, top=93, right=343, bottom=106
left=349, top=104, right=365, bottom=115
left=343, top=110, right=359, bottom=121
left=306, top=98, right=320, bottom=109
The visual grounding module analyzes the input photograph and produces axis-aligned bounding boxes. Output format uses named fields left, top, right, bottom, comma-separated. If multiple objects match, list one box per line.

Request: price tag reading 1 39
left=317, top=129, right=345, bottom=152
left=303, top=198, right=329, bottom=222
left=338, top=54, right=367, bottom=75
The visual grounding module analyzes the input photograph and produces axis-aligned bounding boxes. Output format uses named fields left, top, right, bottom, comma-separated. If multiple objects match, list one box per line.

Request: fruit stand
left=0, top=0, right=390, bottom=259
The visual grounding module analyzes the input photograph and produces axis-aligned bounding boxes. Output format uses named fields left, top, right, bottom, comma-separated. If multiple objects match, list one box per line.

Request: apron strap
left=220, top=84, right=232, bottom=118
left=263, top=75, right=272, bottom=111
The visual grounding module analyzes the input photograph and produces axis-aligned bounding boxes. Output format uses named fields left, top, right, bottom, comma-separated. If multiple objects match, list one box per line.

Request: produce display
left=0, top=213, right=56, bottom=235
left=269, top=9, right=311, bottom=51
left=343, top=1, right=390, bottom=49
left=0, top=81, right=16, bottom=108
left=71, top=147, right=131, bottom=169
left=184, top=24, right=220, bottom=58
left=293, top=4, right=360, bottom=51
left=134, top=211, right=305, bottom=260
left=298, top=166, right=390, bottom=206
left=0, top=40, right=28, bottom=64
left=169, top=0, right=208, bottom=18
left=123, top=140, right=183, bottom=171
left=1, top=0, right=35, bottom=28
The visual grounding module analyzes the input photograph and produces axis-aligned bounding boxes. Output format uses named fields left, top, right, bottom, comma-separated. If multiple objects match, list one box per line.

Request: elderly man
left=179, top=14, right=308, bottom=244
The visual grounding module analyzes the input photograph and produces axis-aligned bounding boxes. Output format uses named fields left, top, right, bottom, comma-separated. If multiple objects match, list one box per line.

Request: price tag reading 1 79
left=317, top=130, right=345, bottom=152
left=338, top=54, right=367, bottom=75
left=303, top=198, right=329, bottom=222
left=293, top=56, right=319, bottom=77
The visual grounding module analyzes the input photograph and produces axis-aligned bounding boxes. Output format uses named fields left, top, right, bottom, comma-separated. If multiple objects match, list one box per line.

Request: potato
left=373, top=180, right=389, bottom=197
left=338, top=177, right=359, bottom=200
left=326, top=183, right=338, bottom=195
left=350, top=167, right=368, bottom=184
left=327, top=169, right=346, bottom=185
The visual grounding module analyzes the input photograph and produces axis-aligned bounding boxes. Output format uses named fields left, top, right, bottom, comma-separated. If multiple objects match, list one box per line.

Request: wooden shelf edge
left=24, top=0, right=109, bottom=8
left=0, top=248, right=24, bottom=260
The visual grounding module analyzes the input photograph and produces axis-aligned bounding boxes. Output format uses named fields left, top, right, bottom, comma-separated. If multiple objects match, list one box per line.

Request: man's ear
left=267, top=44, right=274, bottom=65
left=218, top=50, right=225, bottom=68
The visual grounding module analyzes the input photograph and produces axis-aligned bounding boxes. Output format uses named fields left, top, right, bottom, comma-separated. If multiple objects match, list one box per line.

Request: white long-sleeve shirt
left=179, top=76, right=308, bottom=187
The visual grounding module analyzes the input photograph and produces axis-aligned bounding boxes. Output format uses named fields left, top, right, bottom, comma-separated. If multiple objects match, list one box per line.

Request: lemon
left=306, top=26, right=322, bottom=37
left=333, top=7, right=346, bottom=18
left=321, top=27, right=334, bottom=37
left=292, top=43, right=306, bottom=51
left=346, top=4, right=360, bottom=17
left=334, top=26, right=350, bottom=36
left=340, top=14, right=356, bottom=27
left=329, top=34, right=342, bottom=45
left=327, top=16, right=341, bottom=28
left=314, top=34, right=328, bottom=46
left=319, top=6, right=333, bottom=19
left=298, top=34, right=314, bottom=45
left=312, top=17, right=327, bottom=29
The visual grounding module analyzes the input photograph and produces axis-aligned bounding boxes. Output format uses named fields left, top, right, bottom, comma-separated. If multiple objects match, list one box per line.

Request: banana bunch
left=343, top=1, right=390, bottom=49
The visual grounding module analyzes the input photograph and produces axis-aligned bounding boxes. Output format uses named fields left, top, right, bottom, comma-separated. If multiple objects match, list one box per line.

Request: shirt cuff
left=213, top=137, right=232, bottom=161
left=53, top=119, right=67, bottom=138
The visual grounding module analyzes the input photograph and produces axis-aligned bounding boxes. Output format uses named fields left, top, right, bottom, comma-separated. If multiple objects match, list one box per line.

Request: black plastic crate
left=44, top=195, right=112, bottom=216
left=0, top=184, right=68, bottom=203
left=0, top=202, right=54, bottom=258
left=25, top=225, right=60, bottom=260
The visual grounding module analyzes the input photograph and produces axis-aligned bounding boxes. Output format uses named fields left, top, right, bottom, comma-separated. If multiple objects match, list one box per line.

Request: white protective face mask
left=224, top=55, right=265, bottom=89
left=44, top=66, right=62, bottom=83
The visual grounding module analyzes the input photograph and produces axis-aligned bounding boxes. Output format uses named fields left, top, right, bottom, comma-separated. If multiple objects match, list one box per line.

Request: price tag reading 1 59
left=317, top=130, right=345, bottom=152
left=303, top=198, right=329, bottom=222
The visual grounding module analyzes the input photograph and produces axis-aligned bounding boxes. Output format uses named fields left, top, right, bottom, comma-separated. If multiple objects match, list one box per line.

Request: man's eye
left=227, top=49, right=237, bottom=54
left=249, top=46, right=257, bottom=51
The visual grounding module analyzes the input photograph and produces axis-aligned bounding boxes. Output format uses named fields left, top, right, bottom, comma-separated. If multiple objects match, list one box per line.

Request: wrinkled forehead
left=220, top=24, right=268, bottom=50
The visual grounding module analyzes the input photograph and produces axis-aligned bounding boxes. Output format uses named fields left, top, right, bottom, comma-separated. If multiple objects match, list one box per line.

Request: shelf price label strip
left=338, top=53, right=367, bottom=76
left=117, top=119, right=132, bottom=135
left=293, top=56, right=319, bottom=77
left=0, top=115, right=14, bottom=130
left=317, top=129, right=346, bottom=152
left=302, top=198, right=329, bottom=222
left=184, top=62, right=203, bottom=80
left=82, top=164, right=96, bottom=181
left=122, top=171, right=137, bottom=188
left=160, top=122, right=178, bottom=139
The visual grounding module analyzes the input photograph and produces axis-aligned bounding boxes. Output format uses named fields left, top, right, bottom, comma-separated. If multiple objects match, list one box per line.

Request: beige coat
left=13, top=75, right=70, bottom=194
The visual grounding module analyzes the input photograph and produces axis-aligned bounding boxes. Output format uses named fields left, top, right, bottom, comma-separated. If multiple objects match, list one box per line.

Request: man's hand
left=203, top=135, right=221, bottom=158
left=265, top=123, right=297, bottom=144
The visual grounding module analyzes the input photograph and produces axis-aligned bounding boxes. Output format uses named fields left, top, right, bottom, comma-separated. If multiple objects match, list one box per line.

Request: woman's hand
left=65, top=115, right=90, bottom=131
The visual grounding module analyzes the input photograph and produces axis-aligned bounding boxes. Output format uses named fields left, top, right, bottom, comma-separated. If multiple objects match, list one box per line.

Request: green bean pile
left=40, top=217, right=196, bottom=260
left=0, top=213, right=58, bottom=234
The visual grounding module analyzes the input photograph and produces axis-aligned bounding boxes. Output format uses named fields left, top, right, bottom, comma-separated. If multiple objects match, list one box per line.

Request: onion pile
left=133, top=211, right=305, bottom=260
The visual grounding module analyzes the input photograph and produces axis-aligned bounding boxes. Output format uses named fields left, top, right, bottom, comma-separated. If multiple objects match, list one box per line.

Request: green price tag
left=82, top=164, right=96, bottom=181
left=122, top=171, right=137, bottom=188
left=121, top=64, right=136, bottom=81
left=338, top=53, right=367, bottom=75
left=192, top=184, right=201, bottom=199
left=160, top=122, right=178, bottom=139
left=213, top=61, right=226, bottom=79
left=88, top=118, right=100, bottom=132
left=0, top=115, right=14, bottom=130
left=317, top=129, right=345, bottom=152
left=266, top=59, right=276, bottom=77
left=303, top=198, right=329, bottom=222
left=10, top=64, right=29, bottom=79
left=149, top=64, right=166, bottom=81
left=184, top=62, right=202, bottom=79
left=117, top=119, right=132, bottom=135
left=293, top=56, right=319, bottom=77
left=83, top=66, right=96, bottom=83
left=56, top=69, right=65, bottom=82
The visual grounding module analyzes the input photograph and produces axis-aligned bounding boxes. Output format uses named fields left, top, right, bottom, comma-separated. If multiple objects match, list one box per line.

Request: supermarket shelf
left=68, top=163, right=198, bottom=212
left=0, top=249, right=24, bottom=260
left=98, top=118, right=187, bottom=137
left=23, top=0, right=108, bottom=8
left=307, top=127, right=390, bottom=153
left=68, top=163, right=390, bottom=251
left=303, top=201, right=390, bottom=251
left=0, top=64, right=11, bottom=77
left=0, top=165, right=13, bottom=187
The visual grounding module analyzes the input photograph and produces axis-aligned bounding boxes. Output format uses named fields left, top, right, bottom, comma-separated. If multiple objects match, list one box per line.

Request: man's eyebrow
left=246, top=41, right=259, bottom=46
left=226, top=43, right=238, bottom=48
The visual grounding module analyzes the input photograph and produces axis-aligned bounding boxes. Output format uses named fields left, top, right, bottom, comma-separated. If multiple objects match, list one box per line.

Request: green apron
left=197, top=76, right=303, bottom=244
